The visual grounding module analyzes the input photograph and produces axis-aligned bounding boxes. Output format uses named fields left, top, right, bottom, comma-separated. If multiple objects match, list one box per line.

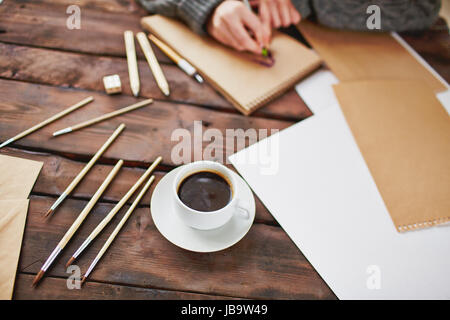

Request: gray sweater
left=137, top=0, right=441, bottom=34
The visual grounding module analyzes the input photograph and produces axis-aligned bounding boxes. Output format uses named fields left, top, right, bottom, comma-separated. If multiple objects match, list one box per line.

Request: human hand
left=207, top=0, right=270, bottom=54
left=258, top=0, right=301, bottom=30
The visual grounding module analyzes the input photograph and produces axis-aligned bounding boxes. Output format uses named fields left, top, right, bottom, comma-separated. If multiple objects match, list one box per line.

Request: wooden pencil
left=136, top=32, right=170, bottom=96
left=124, top=31, right=140, bottom=97
left=0, top=96, right=93, bottom=149
left=44, top=123, right=126, bottom=218
left=32, top=160, right=123, bottom=287
left=52, top=99, right=152, bottom=137
left=66, top=156, right=162, bottom=266
left=81, top=175, right=155, bottom=286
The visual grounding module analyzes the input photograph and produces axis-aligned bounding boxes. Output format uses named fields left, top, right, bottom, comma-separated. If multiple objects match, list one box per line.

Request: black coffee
left=177, top=171, right=232, bottom=212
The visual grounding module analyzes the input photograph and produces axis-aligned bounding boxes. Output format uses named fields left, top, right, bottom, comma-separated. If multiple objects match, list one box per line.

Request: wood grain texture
left=15, top=274, right=235, bottom=300
left=0, top=1, right=152, bottom=58
left=0, top=0, right=314, bottom=121
left=20, top=196, right=335, bottom=299
left=0, top=148, right=277, bottom=224
left=0, top=42, right=312, bottom=120
left=2, top=0, right=448, bottom=301
left=0, top=79, right=293, bottom=166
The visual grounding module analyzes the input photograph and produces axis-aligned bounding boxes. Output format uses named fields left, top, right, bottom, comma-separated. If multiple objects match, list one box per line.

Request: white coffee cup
left=173, top=161, right=250, bottom=230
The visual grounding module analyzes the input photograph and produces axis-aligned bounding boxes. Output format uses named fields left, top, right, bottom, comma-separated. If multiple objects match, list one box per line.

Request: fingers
left=266, top=0, right=302, bottom=29
left=288, top=1, right=301, bottom=24
left=226, top=17, right=261, bottom=54
left=268, top=0, right=281, bottom=29
left=240, top=7, right=268, bottom=49
left=277, top=0, right=291, bottom=27
left=259, top=1, right=272, bottom=46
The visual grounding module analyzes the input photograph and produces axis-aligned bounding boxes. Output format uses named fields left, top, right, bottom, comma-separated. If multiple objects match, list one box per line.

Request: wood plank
left=0, top=1, right=152, bottom=58
left=0, top=147, right=277, bottom=224
left=20, top=196, right=335, bottom=299
left=0, top=42, right=312, bottom=120
left=15, top=273, right=235, bottom=300
left=399, top=19, right=450, bottom=84
left=32, top=0, right=149, bottom=14
left=0, top=79, right=293, bottom=166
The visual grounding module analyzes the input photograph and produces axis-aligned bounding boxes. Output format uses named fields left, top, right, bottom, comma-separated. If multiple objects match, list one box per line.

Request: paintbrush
left=0, top=96, right=93, bottom=149
left=66, top=156, right=162, bottom=267
left=44, top=123, right=125, bottom=218
left=81, top=175, right=155, bottom=286
left=32, top=160, right=123, bottom=287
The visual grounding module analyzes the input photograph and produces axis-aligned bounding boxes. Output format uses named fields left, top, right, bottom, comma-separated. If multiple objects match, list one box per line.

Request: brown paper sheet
left=334, top=80, right=450, bottom=232
left=0, top=200, right=29, bottom=299
left=0, top=154, right=42, bottom=299
left=298, top=20, right=447, bottom=93
left=141, top=15, right=322, bottom=115
left=0, top=155, right=43, bottom=200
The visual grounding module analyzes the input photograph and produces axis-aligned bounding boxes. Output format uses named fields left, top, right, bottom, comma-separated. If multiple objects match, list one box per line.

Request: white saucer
left=150, top=165, right=255, bottom=253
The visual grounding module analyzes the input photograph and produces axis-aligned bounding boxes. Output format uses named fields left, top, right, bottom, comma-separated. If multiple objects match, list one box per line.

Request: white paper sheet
left=295, top=69, right=339, bottom=114
left=229, top=105, right=450, bottom=299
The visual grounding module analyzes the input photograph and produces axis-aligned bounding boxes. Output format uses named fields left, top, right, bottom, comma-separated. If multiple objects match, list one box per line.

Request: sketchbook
left=141, top=15, right=322, bottom=115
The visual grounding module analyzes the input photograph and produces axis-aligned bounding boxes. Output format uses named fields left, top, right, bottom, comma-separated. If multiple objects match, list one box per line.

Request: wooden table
left=0, top=1, right=448, bottom=300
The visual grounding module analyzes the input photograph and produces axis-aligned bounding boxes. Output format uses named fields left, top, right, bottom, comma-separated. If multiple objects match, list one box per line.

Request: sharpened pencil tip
left=66, top=256, right=75, bottom=268
left=81, top=276, right=87, bottom=286
left=32, top=270, right=45, bottom=287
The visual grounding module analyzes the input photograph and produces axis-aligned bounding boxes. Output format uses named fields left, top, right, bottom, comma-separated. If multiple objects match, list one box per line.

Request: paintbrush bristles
left=32, top=270, right=45, bottom=287
left=44, top=208, right=53, bottom=218
left=66, top=256, right=75, bottom=268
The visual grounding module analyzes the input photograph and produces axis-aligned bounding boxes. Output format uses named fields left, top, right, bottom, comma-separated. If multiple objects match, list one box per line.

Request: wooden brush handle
left=61, top=123, right=125, bottom=196
left=57, top=160, right=123, bottom=248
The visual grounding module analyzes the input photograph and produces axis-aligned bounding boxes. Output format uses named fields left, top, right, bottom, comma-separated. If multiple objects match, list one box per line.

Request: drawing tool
left=81, top=175, right=155, bottom=285
left=66, top=156, right=162, bottom=266
left=148, top=34, right=203, bottom=84
left=32, top=160, right=123, bottom=287
left=136, top=32, right=170, bottom=96
left=44, top=123, right=126, bottom=218
left=243, top=0, right=269, bottom=57
left=124, top=31, right=140, bottom=97
left=0, top=96, right=93, bottom=149
left=52, top=99, right=151, bottom=137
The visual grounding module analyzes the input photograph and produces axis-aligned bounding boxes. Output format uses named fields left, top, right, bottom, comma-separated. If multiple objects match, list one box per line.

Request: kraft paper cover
left=334, top=80, right=450, bottom=232
left=298, top=20, right=446, bottom=93
left=141, top=15, right=322, bottom=115
left=0, top=200, right=29, bottom=299
left=0, top=155, right=43, bottom=200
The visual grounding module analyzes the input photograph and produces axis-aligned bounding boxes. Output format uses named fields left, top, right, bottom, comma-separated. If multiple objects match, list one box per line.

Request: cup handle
left=235, top=200, right=250, bottom=220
